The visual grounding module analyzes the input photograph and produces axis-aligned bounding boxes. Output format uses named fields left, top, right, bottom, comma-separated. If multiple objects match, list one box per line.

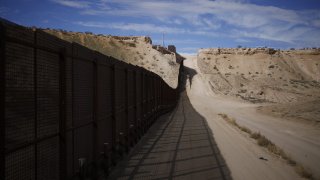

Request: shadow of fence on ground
left=107, top=65, right=232, bottom=180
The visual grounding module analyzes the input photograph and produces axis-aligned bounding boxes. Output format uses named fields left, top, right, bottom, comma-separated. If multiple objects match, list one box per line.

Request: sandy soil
left=184, top=55, right=320, bottom=179
left=197, top=48, right=320, bottom=126
left=44, top=30, right=180, bottom=88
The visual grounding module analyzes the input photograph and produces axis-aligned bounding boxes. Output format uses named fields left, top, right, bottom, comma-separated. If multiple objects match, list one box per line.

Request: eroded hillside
left=43, top=29, right=180, bottom=88
left=197, top=48, right=320, bottom=125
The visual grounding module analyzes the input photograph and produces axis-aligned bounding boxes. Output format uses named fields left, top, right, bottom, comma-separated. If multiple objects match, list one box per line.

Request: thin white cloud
left=312, top=20, right=320, bottom=28
left=179, top=47, right=200, bottom=53
left=51, top=0, right=90, bottom=9
left=76, top=21, right=186, bottom=34
left=58, top=0, right=320, bottom=46
left=0, top=7, right=9, bottom=14
left=75, top=21, right=224, bottom=39
left=42, top=19, right=49, bottom=23
left=152, top=39, right=205, bottom=47
left=179, top=52, right=197, bottom=56
left=235, top=38, right=251, bottom=43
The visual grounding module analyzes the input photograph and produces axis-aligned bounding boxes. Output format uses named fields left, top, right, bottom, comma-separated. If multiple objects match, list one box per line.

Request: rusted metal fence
left=1, top=21, right=180, bottom=179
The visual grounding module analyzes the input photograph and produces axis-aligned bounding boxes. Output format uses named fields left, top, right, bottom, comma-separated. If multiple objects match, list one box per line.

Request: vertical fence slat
left=0, top=23, right=5, bottom=179
left=93, top=58, right=97, bottom=162
left=125, top=67, right=129, bottom=151
left=133, top=68, right=137, bottom=143
left=71, top=44, right=75, bottom=176
left=33, top=30, right=38, bottom=180
left=59, top=48, right=67, bottom=179
left=111, top=62, right=116, bottom=159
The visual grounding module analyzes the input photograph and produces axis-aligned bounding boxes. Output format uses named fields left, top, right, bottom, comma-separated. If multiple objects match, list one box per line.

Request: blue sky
left=1, top=0, right=320, bottom=54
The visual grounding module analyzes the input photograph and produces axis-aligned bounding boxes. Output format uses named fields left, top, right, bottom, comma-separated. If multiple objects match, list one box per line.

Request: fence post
left=146, top=73, right=149, bottom=130
left=137, top=68, right=142, bottom=139
left=153, top=75, right=156, bottom=121
left=71, top=43, right=75, bottom=175
left=33, top=30, right=38, bottom=180
left=59, top=47, right=67, bottom=179
left=93, top=57, right=97, bottom=163
left=124, top=66, right=129, bottom=153
left=111, top=62, right=117, bottom=164
left=160, top=80, right=163, bottom=110
left=0, top=23, right=6, bottom=179
left=141, top=68, right=145, bottom=135
left=133, top=68, right=137, bottom=144
left=154, top=75, right=156, bottom=120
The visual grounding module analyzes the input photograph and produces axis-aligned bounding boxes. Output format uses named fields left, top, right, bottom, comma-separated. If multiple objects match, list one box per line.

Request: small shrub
left=109, top=40, right=116, bottom=47
left=218, top=113, right=228, bottom=119
left=168, top=61, right=175, bottom=66
left=239, top=89, right=247, bottom=93
left=257, top=135, right=272, bottom=147
left=250, top=132, right=261, bottom=139
left=287, top=158, right=296, bottom=166
left=127, top=42, right=136, bottom=47
left=295, top=165, right=313, bottom=179
left=239, top=126, right=252, bottom=134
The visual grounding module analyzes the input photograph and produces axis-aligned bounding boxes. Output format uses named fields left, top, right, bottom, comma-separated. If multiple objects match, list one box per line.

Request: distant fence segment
left=1, top=22, right=180, bottom=179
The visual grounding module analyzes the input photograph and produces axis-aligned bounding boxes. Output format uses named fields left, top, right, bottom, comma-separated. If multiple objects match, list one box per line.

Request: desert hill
left=43, top=29, right=181, bottom=88
left=197, top=48, right=320, bottom=125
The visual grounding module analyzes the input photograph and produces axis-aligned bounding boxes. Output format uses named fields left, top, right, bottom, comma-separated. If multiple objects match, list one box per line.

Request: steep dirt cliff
left=197, top=48, right=320, bottom=124
left=43, top=29, right=180, bottom=88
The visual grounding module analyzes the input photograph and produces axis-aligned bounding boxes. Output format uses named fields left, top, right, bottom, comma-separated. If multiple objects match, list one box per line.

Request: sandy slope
left=43, top=30, right=180, bottom=88
left=197, top=48, right=320, bottom=126
left=183, top=55, right=318, bottom=180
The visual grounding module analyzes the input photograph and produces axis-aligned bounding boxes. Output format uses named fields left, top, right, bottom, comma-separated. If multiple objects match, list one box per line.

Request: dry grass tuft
left=250, top=132, right=261, bottom=139
left=295, top=165, right=313, bottom=179
left=218, top=113, right=250, bottom=133
left=239, top=126, right=252, bottom=134
left=127, top=42, right=136, bottom=47
left=218, top=113, right=314, bottom=179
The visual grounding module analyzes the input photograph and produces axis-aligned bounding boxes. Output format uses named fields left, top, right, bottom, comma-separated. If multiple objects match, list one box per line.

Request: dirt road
left=184, top=55, right=320, bottom=179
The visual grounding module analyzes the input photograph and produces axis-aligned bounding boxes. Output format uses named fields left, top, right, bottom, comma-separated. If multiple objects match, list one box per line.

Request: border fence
left=1, top=21, right=181, bottom=179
